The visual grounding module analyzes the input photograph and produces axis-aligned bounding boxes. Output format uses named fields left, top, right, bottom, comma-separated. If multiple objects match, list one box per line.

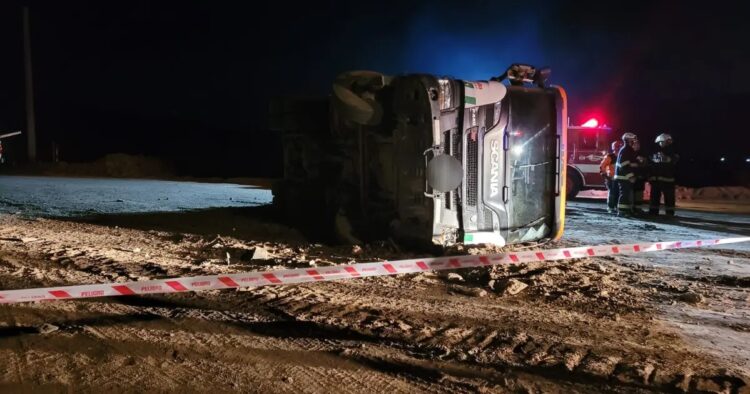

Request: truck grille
left=451, top=129, right=461, bottom=161
left=444, top=129, right=452, bottom=210
left=466, top=128, right=478, bottom=206
left=450, top=128, right=461, bottom=209
left=443, top=128, right=462, bottom=211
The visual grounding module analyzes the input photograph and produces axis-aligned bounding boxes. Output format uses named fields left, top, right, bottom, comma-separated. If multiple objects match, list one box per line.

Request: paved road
left=0, top=175, right=272, bottom=217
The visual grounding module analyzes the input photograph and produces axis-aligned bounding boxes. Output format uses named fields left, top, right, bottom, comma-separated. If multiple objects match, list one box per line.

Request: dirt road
left=0, top=176, right=748, bottom=392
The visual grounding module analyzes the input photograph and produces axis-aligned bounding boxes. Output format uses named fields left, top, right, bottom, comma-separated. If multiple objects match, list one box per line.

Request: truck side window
left=577, top=132, right=597, bottom=150
left=595, top=131, right=607, bottom=151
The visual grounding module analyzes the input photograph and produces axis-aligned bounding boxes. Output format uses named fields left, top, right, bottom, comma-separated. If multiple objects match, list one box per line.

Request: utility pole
left=23, top=6, right=37, bottom=162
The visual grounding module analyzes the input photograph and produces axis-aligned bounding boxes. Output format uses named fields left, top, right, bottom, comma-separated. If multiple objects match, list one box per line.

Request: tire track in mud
left=0, top=294, right=440, bottom=392
left=0, top=307, right=30, bottom=389
left=249, top=280, right=749, bottom=392
left=0, top=253, right=745, bottom=394
left=0, top=250, right=441, bottom=392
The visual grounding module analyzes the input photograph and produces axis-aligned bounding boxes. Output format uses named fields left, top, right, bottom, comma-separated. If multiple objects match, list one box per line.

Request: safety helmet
left=621, top=132, right=637, bottom=143
left=611, top=140, right=622, bottom=152
left=655, top=133, right=672, bottom=144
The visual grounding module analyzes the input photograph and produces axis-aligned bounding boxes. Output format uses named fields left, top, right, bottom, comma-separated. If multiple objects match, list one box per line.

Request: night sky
left=1, top=1, right=749, bottom=183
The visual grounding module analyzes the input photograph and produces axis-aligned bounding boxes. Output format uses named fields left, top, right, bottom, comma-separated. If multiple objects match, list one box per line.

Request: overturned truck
left=270, top=64, right=568, bottom=247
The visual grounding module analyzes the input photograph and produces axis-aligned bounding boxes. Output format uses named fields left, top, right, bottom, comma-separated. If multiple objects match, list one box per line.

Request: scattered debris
left=495, top=279, right=529, bottom=295
left=449, top=285, right=487, bottom=297
left=442, top=272, right=464, bottom=283
left=351, top=245, right=363, bottom=255
left=250, top=246, right=273, bottom=260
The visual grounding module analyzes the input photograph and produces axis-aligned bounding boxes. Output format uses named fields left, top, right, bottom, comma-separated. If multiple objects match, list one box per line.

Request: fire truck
left=565, top=119, right=613, bottom=198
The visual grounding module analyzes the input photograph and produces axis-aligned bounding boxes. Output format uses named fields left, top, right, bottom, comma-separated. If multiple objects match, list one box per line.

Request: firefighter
left=649, top=133, right=679, bottom=216
left=632, top=139, right=648, bottom=215
left=599, top=140, right=622, bottom=213
left=613, top=132, right=638, bottom=217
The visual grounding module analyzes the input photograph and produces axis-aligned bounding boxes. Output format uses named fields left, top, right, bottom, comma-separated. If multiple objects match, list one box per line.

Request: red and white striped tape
left=1, top=237, right=748, bottom=304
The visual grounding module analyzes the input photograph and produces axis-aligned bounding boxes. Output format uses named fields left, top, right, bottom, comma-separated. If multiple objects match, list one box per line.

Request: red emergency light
left=581, top=118, right=599, bottom=128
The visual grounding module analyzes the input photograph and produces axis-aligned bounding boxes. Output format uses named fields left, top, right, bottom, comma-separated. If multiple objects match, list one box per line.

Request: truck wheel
left=566, top=171, right=582, bottom=200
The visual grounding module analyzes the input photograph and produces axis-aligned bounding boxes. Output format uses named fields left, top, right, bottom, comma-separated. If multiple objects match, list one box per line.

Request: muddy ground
left=0, top=193, right=749, bottom=392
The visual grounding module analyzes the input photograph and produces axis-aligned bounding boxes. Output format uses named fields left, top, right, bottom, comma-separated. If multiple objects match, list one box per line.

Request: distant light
left=512, top=146, right=523, bottom=156
left=746, top=157, right=750, bottom=163
left=720, top=157, right=726, bottom=162
left=581, top=118, right=599, bottom=128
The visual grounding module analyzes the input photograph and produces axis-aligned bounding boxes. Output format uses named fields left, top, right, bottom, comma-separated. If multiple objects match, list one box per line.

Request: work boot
left=649, top=209, right=659, bottom=216
left=607, top=208, right=616, bottom=214
left=617, top=211, right=632, bottom=218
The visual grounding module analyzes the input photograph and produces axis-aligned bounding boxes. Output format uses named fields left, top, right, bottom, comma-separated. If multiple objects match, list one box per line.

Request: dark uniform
left=649, top=145, right=679, bottom=216
left=633, top=152, right=648, bottom=213
left=614, top=144, right=637, bottom=216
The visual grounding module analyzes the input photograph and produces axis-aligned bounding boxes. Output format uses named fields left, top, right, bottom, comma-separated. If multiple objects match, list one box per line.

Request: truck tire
left=566, top=170, right=582, bottom=200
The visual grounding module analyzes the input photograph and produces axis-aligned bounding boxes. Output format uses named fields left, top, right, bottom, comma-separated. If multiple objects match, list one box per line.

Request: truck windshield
left=506, top=90, right=557, bottom=236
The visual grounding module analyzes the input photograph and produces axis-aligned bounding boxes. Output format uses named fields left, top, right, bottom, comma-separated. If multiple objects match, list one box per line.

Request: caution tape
left=1, top=237, right=748, bottom=305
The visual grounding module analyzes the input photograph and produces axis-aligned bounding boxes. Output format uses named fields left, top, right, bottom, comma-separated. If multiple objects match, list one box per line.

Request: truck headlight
left=438, top=79, right=452, bottom=110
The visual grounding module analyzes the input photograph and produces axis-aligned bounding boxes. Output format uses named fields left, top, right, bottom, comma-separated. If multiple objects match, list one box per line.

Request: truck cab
left=271, top=64, right=568, bottom=247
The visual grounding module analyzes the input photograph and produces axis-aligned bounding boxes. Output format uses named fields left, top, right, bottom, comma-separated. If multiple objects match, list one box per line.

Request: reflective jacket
left=599, top=153, right=616, bottom=178
left=649, top=145, right=679, bottom=183
left=614, top=145, right=638, bottom=183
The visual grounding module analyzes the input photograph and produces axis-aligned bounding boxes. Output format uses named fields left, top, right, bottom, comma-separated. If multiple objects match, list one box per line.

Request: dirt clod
left=614, top=362, right=655, bottom=385
left=37, top=323, right=59, bottom=334
left=496, top=279, right=529, bottom=295
left=679, top=291, right=704, bottom=304
left=577, top=354, right=620, bottom=377
left=694, top=377, right=723, bottom=393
